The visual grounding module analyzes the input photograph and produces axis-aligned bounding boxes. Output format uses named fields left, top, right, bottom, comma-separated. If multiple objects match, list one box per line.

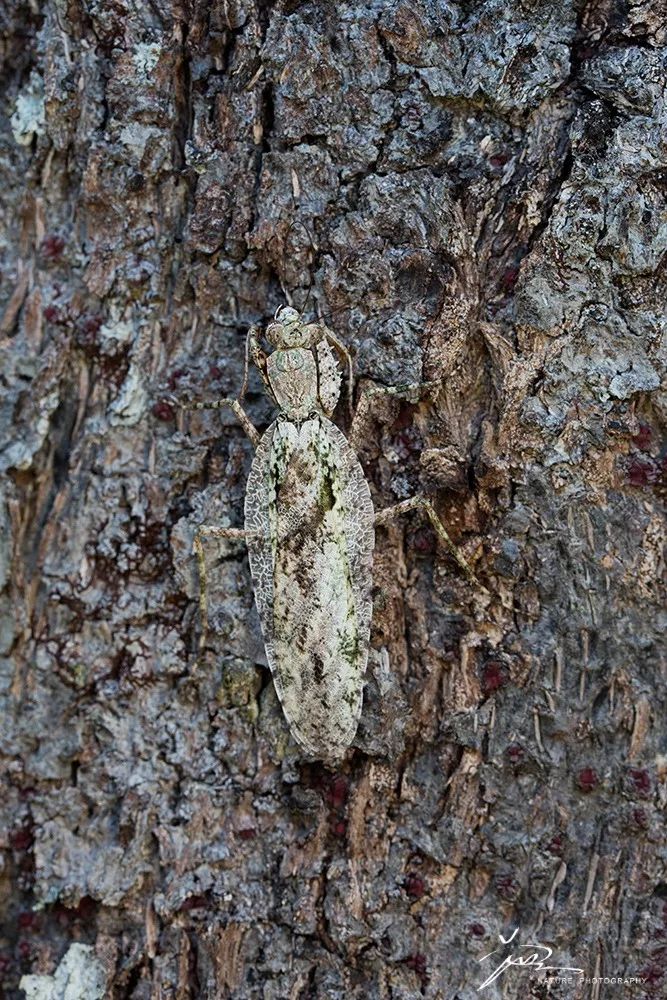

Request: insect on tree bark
left=182, top=307, right=478, bottom=762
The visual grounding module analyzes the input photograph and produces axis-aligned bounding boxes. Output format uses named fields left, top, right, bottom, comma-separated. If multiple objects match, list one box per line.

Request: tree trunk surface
left=1, top=1, right=665, bottom=998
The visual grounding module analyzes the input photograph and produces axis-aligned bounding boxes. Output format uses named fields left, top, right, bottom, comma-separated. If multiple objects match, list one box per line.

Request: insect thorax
left=267, top=348, right=318, bottom=420
left=266, top=341, right=341, bottom=421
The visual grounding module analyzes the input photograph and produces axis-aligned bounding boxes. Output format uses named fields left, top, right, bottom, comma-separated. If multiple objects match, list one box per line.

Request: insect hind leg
left=193, top=526, right=251, bottom=656
left=375, top=496, right=485, bottom=590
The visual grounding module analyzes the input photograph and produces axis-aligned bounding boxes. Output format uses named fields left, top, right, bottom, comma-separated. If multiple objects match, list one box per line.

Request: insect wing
left=244, top=416, right=374, bottom=759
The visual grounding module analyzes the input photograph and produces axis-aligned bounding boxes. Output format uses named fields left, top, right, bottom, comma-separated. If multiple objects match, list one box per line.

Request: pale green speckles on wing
left=244, top=415, right=374, bottom=760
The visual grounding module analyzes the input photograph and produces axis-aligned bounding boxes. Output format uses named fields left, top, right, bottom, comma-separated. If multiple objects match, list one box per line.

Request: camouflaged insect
left=244, top=309, right=374, bottom=759
left=186, top=306, right=477, bottom=761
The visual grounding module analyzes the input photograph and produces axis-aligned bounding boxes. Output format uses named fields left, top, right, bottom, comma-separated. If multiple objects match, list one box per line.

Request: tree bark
left=1, top=1, right=665, bottom=998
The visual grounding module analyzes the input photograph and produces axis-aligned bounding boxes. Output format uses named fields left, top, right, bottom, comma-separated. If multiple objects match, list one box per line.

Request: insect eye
left=266, top=322, right=283, bottom=346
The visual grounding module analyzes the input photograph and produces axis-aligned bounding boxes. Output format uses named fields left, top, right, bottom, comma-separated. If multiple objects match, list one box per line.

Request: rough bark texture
left=1, top=1, right=666, bottom=998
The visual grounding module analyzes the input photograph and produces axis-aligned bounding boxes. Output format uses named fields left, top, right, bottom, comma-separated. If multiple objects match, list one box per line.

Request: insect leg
left=375, top=496, right=485, bottom=589
left=248, top=324, right=276, bottom=403
left=193, top=526, right=252, bottom=654
left=350, top=380, right=442, bottom=449
left=181, top=397, right=260, bottom=448
left=323, top=329, right=355, bottom=421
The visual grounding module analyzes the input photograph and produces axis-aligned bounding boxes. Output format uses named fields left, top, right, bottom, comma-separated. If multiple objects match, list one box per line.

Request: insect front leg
left=175, top=325, right=262, bottom=447
left=375, top=496, right=486, bottom=591
left=247, top=323, right=276, bottom=405
left=179, top=397, right=260, bottom=448
left=193, top=526, right=256, bottom=655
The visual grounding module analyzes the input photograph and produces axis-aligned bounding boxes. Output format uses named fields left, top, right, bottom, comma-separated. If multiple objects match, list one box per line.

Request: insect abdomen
left=244, top=416, right=374, bottom=759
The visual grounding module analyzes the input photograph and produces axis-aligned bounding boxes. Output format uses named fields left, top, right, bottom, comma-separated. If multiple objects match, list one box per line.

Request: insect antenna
left=296, top=219, right=317, bottom=317
left=257, top=217, right=318, bottom=316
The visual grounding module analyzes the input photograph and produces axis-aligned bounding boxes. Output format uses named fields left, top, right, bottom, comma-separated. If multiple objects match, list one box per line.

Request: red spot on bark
left=632, top=808, right=648, bottom=830
left=638, top=964, right=663, bottom=987
left=482, top=661, right=507, bottom=695
left=81, top=314, right=103, bottom=335
left=237, top=827, right=256, bottom=841
left=17, top=940, right=31, bottom=959
left=168, top=368, right=188, bottom=390
left=506, top=743, right=524, bottom=764
left=577, top=768, right=598, bottom=792
left=626, top=458, right=659, bottom=487
left=404, top=874, right=426, bottom=899
left=333, top=820, right=346, bottom=837
left=406, top=953, right=427, bottom=976
left=628, top=768, right=652, bottom=798
left=501, top=266, right=519, bottom=293
left=0, top=954, right=11, bottom=974
left=327, top=776, right=349, bottom=809
left=152, top=400, right=175, bottom=421
left=209, top=365, right=223, bottom=380
left=44, top=304, right=64, bottom=324
left=468, top=922, right=486, bottom=938
left=495, top=875, right=520, bottom=901
left=547, top=834, right=565, bottom=856
left=74, top=314, right=102, bottom=353
left=413, top=528, right=435, bottom=554
left=10, top=826, right=34, bottom=852
left=633, top=424, right=652, bottom=451
left=489, top=152, right=510, bottom=168
left=41, top=234, right=65, bottom=260
left=18, top=912, right=38, bottom=930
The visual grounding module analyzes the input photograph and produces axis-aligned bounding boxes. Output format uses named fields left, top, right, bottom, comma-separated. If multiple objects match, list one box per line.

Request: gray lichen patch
left=19, top=943, right=106, bottom=1000
left=108, top=363, right=149, bottom=426
left=10, top=71, right=46, bottom=146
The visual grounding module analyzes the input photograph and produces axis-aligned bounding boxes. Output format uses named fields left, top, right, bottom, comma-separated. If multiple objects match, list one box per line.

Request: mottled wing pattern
left=244, top=416, right=374, bottom=759
left=315, top=338, right=342, bottom=416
